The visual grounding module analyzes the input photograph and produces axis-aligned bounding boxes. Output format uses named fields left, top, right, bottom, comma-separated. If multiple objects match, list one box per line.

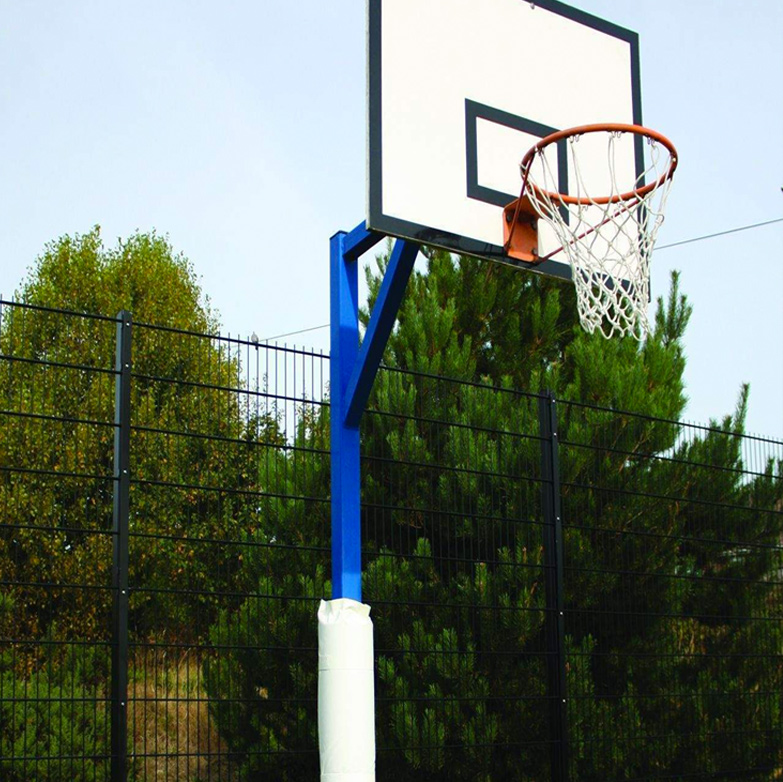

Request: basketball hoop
left=504, top=124, right=678, bottom=340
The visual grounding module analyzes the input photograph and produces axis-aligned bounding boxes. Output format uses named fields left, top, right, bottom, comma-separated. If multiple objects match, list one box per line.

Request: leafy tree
left=206, top=247, right=781, bottom=779
left=0, top=227, right=286, bottom=780
left=0, top=227, right=245, bottom=646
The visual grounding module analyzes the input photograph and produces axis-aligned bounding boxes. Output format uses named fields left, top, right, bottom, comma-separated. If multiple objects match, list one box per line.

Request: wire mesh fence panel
left=128, top=323, right=329, bottom=781
left=558, top=401, right=783, bottom=781
left=0, top=300, right=118, bottom=781
left=364, top=368, right=554, bottom=782
left=1, top=298, right=781, bottom=782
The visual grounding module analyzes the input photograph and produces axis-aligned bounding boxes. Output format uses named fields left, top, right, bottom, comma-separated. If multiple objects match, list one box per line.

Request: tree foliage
left=2, top=230, right=779, bottom=779
left=0, top=227, right=244, bottom=646
left=206, top=248, right=782, bottom=779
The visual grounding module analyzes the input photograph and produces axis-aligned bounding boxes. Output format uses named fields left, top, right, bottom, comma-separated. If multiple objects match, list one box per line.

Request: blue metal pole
left=330, top=223, right=416, bottom=601
left=330, top=230, right=363, bottom=601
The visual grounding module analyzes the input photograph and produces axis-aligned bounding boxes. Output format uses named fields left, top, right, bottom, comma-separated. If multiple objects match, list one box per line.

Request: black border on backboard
left=367, top=0, right=643, bottom=281
left=464, top=100, right=566, bottom=210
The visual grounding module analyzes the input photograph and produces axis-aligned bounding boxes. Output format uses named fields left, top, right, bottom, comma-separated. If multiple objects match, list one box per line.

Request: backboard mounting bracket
left=503, top=194, right=541, bottom=262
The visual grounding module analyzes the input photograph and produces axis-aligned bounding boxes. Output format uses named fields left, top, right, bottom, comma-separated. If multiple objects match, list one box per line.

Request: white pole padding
left=318, top=598, right=375, bottom=782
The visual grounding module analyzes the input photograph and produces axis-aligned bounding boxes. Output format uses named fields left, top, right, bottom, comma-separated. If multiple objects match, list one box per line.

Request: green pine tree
left=203, top=247, right=781, bottom=780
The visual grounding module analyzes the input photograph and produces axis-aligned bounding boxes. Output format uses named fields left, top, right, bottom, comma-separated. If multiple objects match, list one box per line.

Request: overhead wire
left=258, top=215, right=783, bottom=342
left=259, top=323, right=330, bottom=342
left=654, top=216, right=783, bottom=252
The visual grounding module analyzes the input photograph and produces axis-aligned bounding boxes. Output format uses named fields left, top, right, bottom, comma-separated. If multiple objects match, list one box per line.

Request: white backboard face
left=367, top=0, right=643, bottom=281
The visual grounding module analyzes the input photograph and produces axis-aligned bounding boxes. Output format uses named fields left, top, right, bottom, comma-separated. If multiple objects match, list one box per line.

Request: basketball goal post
left=319, top=3, right=678, bottom=781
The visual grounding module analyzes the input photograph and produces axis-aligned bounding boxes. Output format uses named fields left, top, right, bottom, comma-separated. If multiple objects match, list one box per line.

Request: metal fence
left=557, top=399, right=783, bottom=780
left=0, top=299, right=781, bottom=781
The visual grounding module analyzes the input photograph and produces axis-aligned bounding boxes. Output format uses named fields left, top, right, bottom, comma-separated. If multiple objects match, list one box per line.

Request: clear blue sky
left=1, top=0, right=781, bottom=437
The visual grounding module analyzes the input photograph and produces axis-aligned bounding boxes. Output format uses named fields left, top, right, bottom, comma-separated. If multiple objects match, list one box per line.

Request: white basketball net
left=522, top=129, right=676, bottom=340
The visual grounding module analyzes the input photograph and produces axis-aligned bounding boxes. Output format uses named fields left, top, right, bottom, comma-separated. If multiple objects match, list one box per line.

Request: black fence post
left=111, top=312, right=132, bottom=782
left=539, top=391, right=569, bottom=782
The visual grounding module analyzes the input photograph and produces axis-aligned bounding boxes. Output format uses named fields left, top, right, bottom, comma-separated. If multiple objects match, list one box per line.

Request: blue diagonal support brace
left=343, top=239, right=418, bottom=428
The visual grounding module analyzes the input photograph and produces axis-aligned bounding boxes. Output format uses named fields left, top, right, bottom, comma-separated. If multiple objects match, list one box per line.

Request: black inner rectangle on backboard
left=465, top=99, right=569, bottom=209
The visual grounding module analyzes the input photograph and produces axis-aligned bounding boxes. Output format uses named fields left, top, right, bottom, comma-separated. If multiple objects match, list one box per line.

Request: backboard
left=367, top=0, right=643, bottom=282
